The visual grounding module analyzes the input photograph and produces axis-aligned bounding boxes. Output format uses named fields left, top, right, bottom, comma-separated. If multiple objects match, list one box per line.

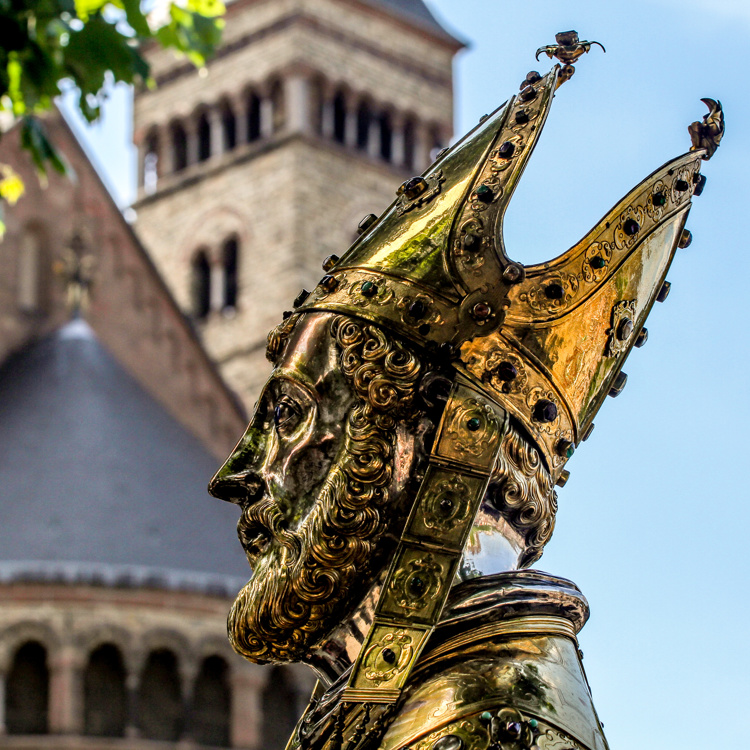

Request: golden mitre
left=297, top=56, right=723, bottom=485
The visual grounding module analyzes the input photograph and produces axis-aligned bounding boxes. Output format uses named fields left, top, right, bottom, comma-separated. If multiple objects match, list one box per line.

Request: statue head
left=208, top=60, right=719, bottom=694
left=209, top=310, right=555, bottom=669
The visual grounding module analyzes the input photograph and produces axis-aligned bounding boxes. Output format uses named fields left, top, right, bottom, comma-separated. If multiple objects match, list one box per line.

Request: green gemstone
left=361, top=281, right=376, bottom=297
left=480, top=712, right=492, bottom=723
left=529, top=719, right=538, bottom=729
left=589, top=255, right=606, bottom=270
left=566, top=445, right=575, bottom=459
left=467, top=417, right=481, bottom=431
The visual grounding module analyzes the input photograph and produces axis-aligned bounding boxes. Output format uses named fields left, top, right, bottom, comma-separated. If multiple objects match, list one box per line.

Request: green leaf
left=74, top=0, right=109, bottom=22
left=20, top=116, right=69, bottom=178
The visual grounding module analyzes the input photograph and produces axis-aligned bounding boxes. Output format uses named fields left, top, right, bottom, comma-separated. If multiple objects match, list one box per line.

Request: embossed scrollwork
left=614, top=205, right=646, bottom=250
left=605, top=299, right=637, bottom=357
left=389, top=553, right=444, bottom=612
left=422, top=476, right=473, bottom=533
left=362, top=630, right=414, bottom=685
left=443, top=396, right=502, bottom=460
left=518, top=273, right=580, bottom=314
left=582, top=241, right=613, bottom=283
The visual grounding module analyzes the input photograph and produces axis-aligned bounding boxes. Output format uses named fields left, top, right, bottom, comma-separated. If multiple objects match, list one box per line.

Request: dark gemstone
left=475, top=184, right=494, bottom=203
left=675, top=178, right=689, bottom=192
left=694, top=173, right=707, bottom=196
left=656, top=280, right=671, bottom=302
left=282, top=310, right=293, bottom=320
left=498, top=141, right=516, bottom=159
left=678, top=229, right=693, bottom=248
left=293, top=289, right=310, bottom=308
left=361, top=280, right=377, bottom=297
left=463, top=232, right=480, bottom=251
left=635, top=327, right=648, bottom=348
left=589, top=255, right=606, bottom=270
left=652, top=191, right=667, bottom=207
left=467, top=417, right=481, bottom=431
left=357, top=214, right=378, bottom=234
left=398, top=176, right=428, bottom=200
left=471, top=302, right=491, bottom=321
left=582, top=422, right=595, bottom=441
left=479, top=113, right=489, bottom=123
left=520, top=86, right=537, bottom=102
left=381, top=648, right=396, bottom=664
left=320, top=275, right=338, bottom=292
left=501, top=722, right=523, bottom=740
left=544, top=283, right=564, bottom=300
left=408, top=575, right=426, bottom=595
left=622, top=218, right=640, bottom=236
left=617, top=318, right=634, bottom=341
left=409, top=300, right=427, bottom=319
left=556, top=438, right=574, bottom=458
left=439, top=496, right=454, bottom=515
left=533, top=399, right=558, bottom=423
left=322, top=254, right=339, bottom=271
left=503, top=264, right=524, bottom=283
left=418, top=324, right=431, bottom=336
left=525, top=70, right=542, bottom=84
left=515, top=109, right=530, bottom=125
left=608, top=371, right=628, bottom=398
left=438, top=342, right=456, bottom=360
left=433, top=735, right=464, bottom=750
left=495, top=361, right=518, bottom=381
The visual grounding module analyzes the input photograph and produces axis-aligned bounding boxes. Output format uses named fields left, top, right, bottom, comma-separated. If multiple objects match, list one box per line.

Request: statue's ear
left=419, top=372, right=452, bottom=411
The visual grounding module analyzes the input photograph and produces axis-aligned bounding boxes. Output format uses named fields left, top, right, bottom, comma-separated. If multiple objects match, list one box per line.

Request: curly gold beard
left=229, top=317, right=422, bottom=664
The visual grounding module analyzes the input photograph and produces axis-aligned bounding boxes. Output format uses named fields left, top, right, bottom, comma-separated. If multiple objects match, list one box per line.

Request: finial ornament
left=536, top=30, right=605, bottom=64
left=689, top=98, right=724, bottom=159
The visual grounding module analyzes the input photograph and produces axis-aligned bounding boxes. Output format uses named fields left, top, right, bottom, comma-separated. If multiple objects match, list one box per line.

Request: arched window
left=261, top=667, right=298, bottom=750
left=247, top=91, right=261, bottom=141
left=403, top=118, right=417, bottom=171
left=171, top=122, right=188, bottom=172
left=137, top=649, right=182, bottom=742
left=6, top=641, right=49, bottom=734
left=84, top=644, right=127, bottom=737
left=222, top=237, right=239, bottom=311
left=356, top=101, right=371, bottom=151
left=18, top=225, right=47, bottom=313
left=191, top=656, right=230, bottom=747
left=191, top=250, right=211, bottom=319
left=379, top=112, right=393, bottom=162
left=142, top=129, right=159, bottom=192
left=198, top=111, right=211, bottom=162
left=332, top=91, right=347, bottom=144
left=221, top=102, right=237, bottom=151
left=269, top=80, right=284, bottom=133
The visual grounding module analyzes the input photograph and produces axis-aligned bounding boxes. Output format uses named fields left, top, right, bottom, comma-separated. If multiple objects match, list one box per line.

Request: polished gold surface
left=208, top=31, right=723, bottom=750
left=298, top=58, right=722, bottom=484
left=381, top=620, right=607, bottom=750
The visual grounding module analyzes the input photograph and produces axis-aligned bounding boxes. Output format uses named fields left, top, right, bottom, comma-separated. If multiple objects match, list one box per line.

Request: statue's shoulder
left=377, top=615, right=608, bottom=750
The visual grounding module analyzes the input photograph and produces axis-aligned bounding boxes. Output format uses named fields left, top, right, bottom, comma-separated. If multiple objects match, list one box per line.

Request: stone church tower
left=132, top=0, right=462, bottom=406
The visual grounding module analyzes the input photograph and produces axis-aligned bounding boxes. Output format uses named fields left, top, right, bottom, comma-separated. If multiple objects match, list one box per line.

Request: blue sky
left=62, top=1, right=750, bottom=747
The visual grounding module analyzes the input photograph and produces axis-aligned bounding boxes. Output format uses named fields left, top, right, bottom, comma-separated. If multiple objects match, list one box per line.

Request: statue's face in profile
left=209, top=312, right=427, bottom=664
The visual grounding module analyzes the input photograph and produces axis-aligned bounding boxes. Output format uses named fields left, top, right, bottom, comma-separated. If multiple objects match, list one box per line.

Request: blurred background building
left=0, top=0, right=461, bottom=748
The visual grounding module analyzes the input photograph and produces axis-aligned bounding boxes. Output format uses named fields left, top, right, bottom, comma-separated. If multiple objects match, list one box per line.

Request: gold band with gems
left=342, top=375, right=508, bottom=703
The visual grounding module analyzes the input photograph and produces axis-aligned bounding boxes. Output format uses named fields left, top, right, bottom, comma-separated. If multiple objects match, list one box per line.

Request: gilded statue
left=208, top=35, right=723, bottom=750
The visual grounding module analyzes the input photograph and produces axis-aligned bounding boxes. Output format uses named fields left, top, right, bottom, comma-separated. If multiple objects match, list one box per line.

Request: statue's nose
left=208, top=471, right=265, bottom=505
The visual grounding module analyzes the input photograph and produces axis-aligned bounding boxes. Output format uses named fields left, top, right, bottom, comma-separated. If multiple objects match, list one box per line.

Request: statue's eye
left=273, top=397, right=300, bottom=434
